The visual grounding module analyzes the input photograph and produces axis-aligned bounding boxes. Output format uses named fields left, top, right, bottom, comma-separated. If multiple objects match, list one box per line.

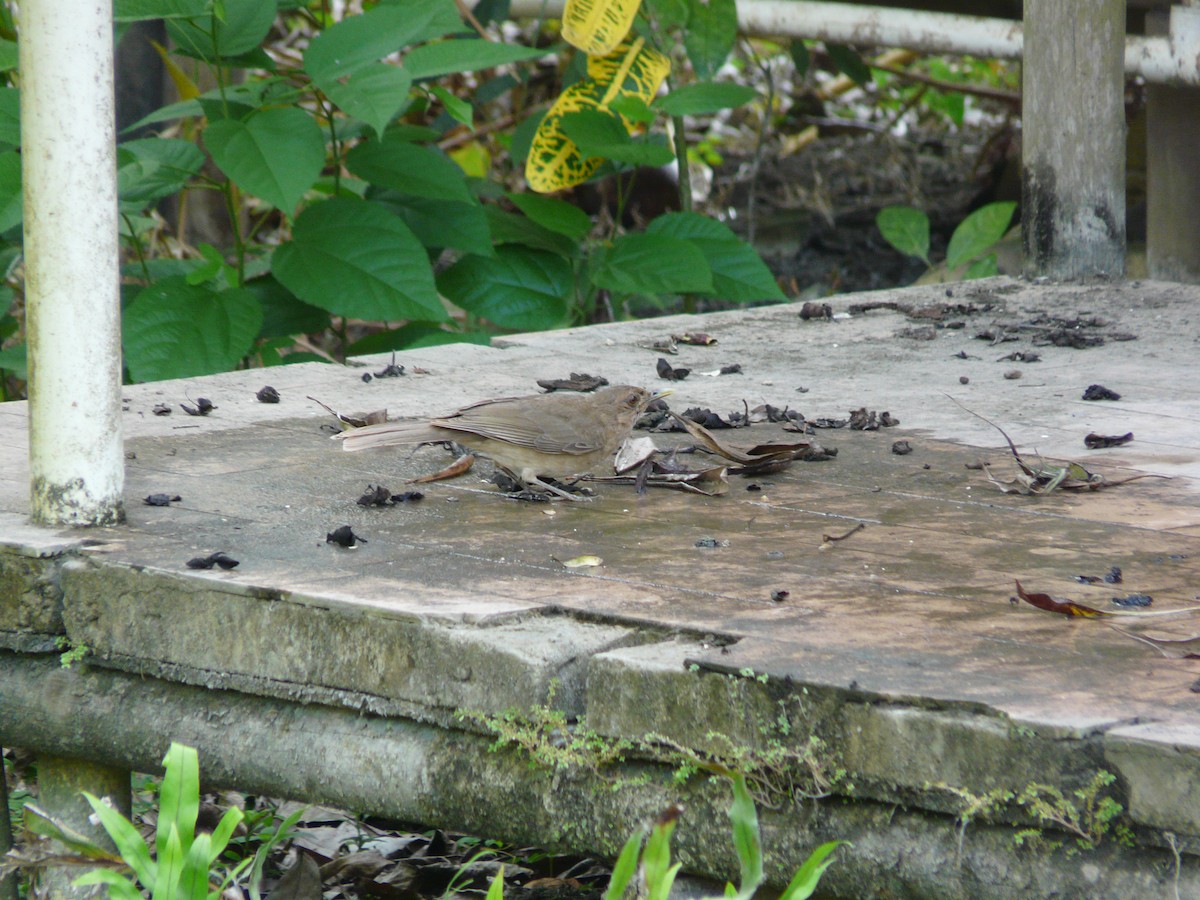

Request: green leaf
left=159, top=743, right=200, bottom=861
left=437, top=247, right=572, bottom=330
left=655, top=82, right=755, bottom=116
left=641, top=817, right=679, bottom=900
left=945, top=201, right=1016, bottom=270
left=485, top=207, right=577, bottom=257
left=124, top=279, right=264, bottom=382
left=178, top=832, right=215, bottom=900
left=0, top=341, right=26, bottom=379
left=348, top=323, right=490, bottom=355
left=644, top=0, right=688, bottom=30
left=304, top=3, right=445, bottom=84
left=963, top=252, right=999, bottom=280
left=825, top=43, right=871, bottom=85
left=602, top=828, right=645, bottom=900
left=647, top=211, right=784, bottom=301
left=117, top=138, right=206, bottom=210
left=153, top=824, right=185, bottom=900
left=485, top=868, right=505, bottom=900
left=876, top=205, right=930, bottom=264
left=346, top=137, right=471, bottom=203
left=777, top=841, right=845, bottom=900
left=0, top=88, right=20, bottom=145
left=246, top=276, right=332, bottom=339
left=592, top=233, right=713, bottom=295
left=507, top=193, right=592, bottom=240
left=167, top=0, right=277, bottom=60
left=371, top=190, right=493, bottom=256
left=790, top=40, right=810, bottom=78
left=727, top=773, right=764, bottom=895
left=115, top=0, right=207, bottom=21
left=429, top=84, right=473, bottom=129
left=610, top=94, right=655, bottom=125
left=404, top=39, right=546, bottom=79
left=321, top=63, right=413, bottom=139
left=272, top=197, right=445, bottom=321
left=205, top=108, right=325, bottom=215
left=24, top=804, right=124, bottom=864
left=685, top=0, right=737, bottom=79
left=0, top=151, right=22, bottom=233
left=0, top=39, right=18, bottom=73
left=560, top=111, right=675, bottom=167
left=207, top=807, right=246, bottom=861
left=80, top=794, right=154, bottom=879
left=73, top=870, right=144, bottom=900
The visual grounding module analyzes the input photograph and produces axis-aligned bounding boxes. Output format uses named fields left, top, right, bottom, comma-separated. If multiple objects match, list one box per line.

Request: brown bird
left=337, top=385, right=669, bottom=499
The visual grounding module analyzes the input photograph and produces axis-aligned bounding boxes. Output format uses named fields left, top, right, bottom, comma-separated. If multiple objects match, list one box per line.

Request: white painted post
left=20, top=0, right=125, bottom=525
left=1021, top=0, right=1126, bottom=280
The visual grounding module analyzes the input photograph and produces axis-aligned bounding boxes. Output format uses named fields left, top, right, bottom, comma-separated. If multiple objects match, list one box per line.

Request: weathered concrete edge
left=585, top=642, right=1200, bottom=845
left=0, top=652, right=1194, bottom=900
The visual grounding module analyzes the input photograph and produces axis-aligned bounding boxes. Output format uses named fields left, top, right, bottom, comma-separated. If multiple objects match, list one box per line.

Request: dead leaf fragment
left=558, top=555, right=602, bottom=568
left=1014, top=580, right=1109, bottom=617
left=1084, top=432, right=1133, bottom=449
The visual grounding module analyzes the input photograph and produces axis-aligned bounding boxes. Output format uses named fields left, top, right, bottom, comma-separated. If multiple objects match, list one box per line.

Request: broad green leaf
left=347, top=323, right=491, bottom=355
left=825, top=43, right=871, bottom=85
left=945, top=201, right=1016, bottom=269
left=647, top=212, right=784, bottom=301
left=777, top=840, right=845, bottom=900
left=153, top=824, right=185, bottom=900
left=790, top=40, right=810, bottom=78
left=596, top=141, right=674, bottom=167
left=592, top=233, right=713, bottom=295
left=404, top=40, right=546, bottom=79
left=507, top=193, right=592, bottom=240
left=382, top=0, right=463, bottom=43
left=304, top=3, right=444, bottom=84
left=179, top=832, right=215, bottom=900
left=160, top=746, right=200, bottom=838
left=246, top=276, right=332, bottom=339
left=24, top=804, right=124, bottom=863
left=685, top=0, right=736, bottom=79
left=429, top=85, right=473, bottom=129
left=205, top=108, right=325, bottom=215
left=117, top=138, right=205, bottom=210
left=641, top=817, right=679, bottom=900
left=437, top=247, right=572, bottom=330
left=0, top=341, right=26, bottom=379
left=485, top=868, right=506, bottom=900
left=485, top=207, right=577, bottom=257
left=559, top=109, right=631, bottom=153
left=124, top=279, right=264, bottom=382
left=655, top=82, right=755, bottom=116
left=610, top=94, right=655, bottom=125
left=346, top=137, right=471, bottom=203
left=321, top=62, right=413, bottom=139
left=562, top=0, right=640, bottom=56
left=876, top=205, right=930, bottom=264
left=644, top=0, right=688, bottom=30
left=728, top=774, right=764, bottom=895
left=72, top=870, right=144, bottom=900
left=272, top=197, right=445, bottom=321
left=167, top=0, right=277, bottom=60
left=0, top=39, right=18, bottom=73
left=0, top=151, right=21, bottom=232
left=79, top=794, right=154, bottom=881
left=602, top=828, right=645, bottom=900
left=963, top=252, right=999, bottom=280
left=0, top=88, right=19, bottom=145
left=371, top=190, right=493, bottom=256
left=115, top=0, right=207, bottom=21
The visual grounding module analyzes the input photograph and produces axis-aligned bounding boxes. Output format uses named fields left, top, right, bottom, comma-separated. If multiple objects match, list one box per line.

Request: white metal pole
left=508, top=0, right=1196, bottom=85
left=20, top=0, right=125, bottom=525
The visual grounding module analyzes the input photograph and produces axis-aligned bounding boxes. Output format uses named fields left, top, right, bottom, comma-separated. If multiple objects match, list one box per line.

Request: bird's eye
left=623, top=391, right=643, bottom=409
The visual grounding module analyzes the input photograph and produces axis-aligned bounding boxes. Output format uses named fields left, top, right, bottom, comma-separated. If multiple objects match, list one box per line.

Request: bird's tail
left=336, top=420, right=447, bottom=452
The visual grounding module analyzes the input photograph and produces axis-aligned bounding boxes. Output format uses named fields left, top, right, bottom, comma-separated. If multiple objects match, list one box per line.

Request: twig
left=821, top=522, right=865, bottom=545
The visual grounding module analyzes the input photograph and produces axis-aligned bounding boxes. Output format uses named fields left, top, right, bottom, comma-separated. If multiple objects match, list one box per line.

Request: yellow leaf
left=525, top=39, right=669, bottom=193
left=450, top=141, right=490, bottom=178
left=151, top=40, right=201, bottom=102
left=562, top=0, right=642, bottom=57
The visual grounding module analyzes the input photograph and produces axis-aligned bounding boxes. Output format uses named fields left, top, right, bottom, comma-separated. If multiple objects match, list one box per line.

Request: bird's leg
left=525, top=474, right=589, bottom=501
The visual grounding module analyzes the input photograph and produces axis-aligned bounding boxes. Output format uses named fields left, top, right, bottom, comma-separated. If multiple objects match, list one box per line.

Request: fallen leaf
left=558, top=555, right=602, bottom=568
left=408, top=453, right=475, bottom=484
left=1014, top=580, right=1109, bottom=617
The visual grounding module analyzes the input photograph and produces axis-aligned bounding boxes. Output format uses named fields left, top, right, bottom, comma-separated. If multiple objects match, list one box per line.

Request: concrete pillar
left=20, top=0, right=126, bottom=526
left=32, top=756, right=130, bottom=900
left=1022, top=0, right=1127, bottom=279
left=1146, top=6, right=1200, bottom=283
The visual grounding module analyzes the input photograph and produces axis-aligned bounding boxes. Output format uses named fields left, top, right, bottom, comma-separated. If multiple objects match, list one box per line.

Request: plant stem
left=669, top=114, right=691, bottom=213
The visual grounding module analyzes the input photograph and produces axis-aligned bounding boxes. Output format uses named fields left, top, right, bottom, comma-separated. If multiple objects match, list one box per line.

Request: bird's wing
left=434, top=396, right=606, bottom=455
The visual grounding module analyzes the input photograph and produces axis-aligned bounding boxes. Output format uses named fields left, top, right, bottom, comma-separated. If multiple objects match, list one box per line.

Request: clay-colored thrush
left=337, top=385, right=669, bottom=498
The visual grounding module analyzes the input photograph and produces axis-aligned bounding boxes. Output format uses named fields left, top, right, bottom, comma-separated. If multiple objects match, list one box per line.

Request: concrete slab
left=2, top=276, right=1200, bottom=897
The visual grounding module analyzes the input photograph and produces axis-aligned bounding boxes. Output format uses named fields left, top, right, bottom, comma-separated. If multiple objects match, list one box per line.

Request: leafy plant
left=0, top=0, right=785, bottom=397
left=876, top=201, right=1016, bottom=279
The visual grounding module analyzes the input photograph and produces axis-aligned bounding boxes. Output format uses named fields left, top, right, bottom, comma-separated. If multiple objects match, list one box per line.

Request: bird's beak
left=650, top=387, right=673, bottom=402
